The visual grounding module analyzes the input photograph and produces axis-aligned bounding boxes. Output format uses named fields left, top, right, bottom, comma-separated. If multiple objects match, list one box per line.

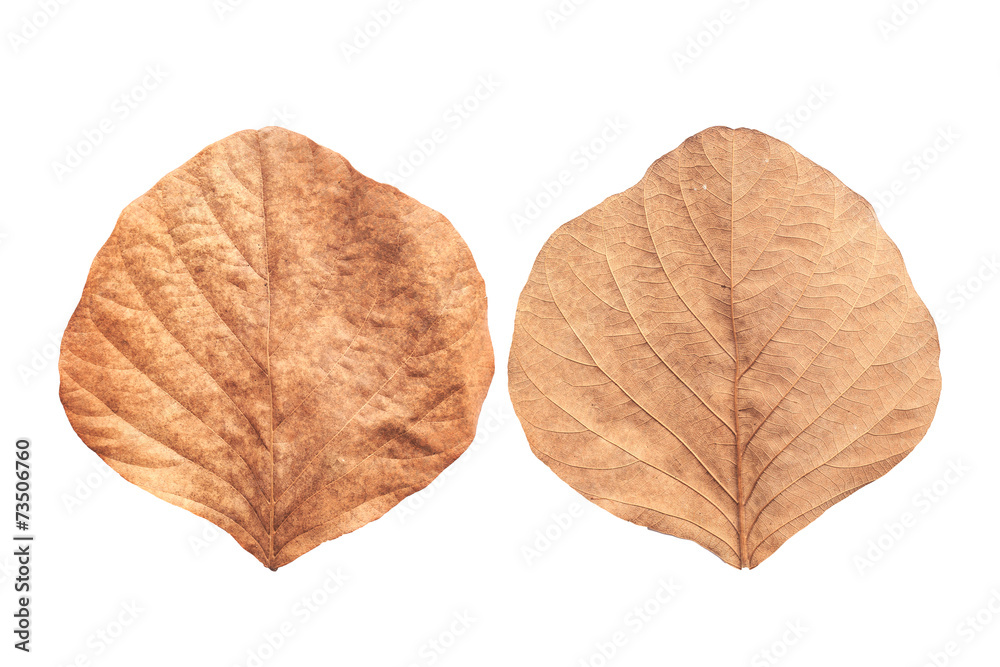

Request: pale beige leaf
left=508, top=126, right=941, bottom=568
left=60, top=127, right=494, bottom=569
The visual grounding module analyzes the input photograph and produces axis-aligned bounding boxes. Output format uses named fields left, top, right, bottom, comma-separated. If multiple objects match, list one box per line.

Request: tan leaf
left=509, top=126, right=941, bottom=569
left=59, top=127, right=494, bottom=570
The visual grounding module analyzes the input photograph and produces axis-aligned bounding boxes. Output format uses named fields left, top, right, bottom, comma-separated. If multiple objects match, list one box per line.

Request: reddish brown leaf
left=59, top=127, right=494, bottom=569
left=509, top=126, right=941, bottom=568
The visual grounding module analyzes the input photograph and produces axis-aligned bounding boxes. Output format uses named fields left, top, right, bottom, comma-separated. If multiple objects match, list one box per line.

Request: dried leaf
left=60, top=127, right=494, bottom=570
left=509, top=126, right=941, bottom=569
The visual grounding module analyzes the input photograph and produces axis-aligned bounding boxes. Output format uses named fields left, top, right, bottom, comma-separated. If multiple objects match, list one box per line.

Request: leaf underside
left=508, top=126, right=941, bottom=569
left=59, top=127, right=494, bottom=570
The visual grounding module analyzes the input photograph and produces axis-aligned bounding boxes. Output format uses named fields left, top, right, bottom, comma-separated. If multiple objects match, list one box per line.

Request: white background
left=1, top=1, right=998, bottom=665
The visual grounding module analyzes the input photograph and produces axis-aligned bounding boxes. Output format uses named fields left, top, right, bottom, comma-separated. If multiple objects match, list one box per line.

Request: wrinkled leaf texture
left=509, top=127, right=941, bottom=568
left=60, top=127, right=494, bottom=570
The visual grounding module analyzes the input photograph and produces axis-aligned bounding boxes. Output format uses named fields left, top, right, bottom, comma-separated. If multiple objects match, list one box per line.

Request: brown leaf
left=509, top=126, right=941, bottom=569
left=59, top=127, right=494, bottom=570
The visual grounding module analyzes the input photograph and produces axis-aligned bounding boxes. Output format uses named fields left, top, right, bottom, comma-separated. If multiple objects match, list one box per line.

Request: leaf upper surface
left=60, top=127, right=494, bottom=569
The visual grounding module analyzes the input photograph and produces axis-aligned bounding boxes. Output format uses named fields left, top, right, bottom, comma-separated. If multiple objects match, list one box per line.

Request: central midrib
left=728, top=134, right=748, bottom=569
left=257, top=139, right=277, bottom=570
